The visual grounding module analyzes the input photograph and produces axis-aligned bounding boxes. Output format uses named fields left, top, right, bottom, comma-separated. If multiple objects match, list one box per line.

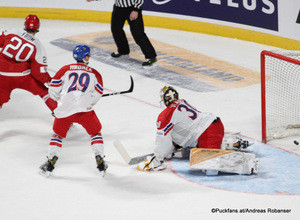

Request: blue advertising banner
left=143, top=0, right=278, bottom=31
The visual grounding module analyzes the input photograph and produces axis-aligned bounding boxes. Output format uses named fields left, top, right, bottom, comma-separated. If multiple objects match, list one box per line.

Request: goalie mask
left=24, top=15, right=40, bottom=32
left=73, top=45, right=90, bottom=63
left=160, top=86, right=179, bottom=107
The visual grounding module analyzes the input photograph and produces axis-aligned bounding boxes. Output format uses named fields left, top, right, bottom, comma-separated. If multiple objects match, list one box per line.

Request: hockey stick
left=113, top=140, right=154, bottom=165
left=102, top=75, right=134, bottom=97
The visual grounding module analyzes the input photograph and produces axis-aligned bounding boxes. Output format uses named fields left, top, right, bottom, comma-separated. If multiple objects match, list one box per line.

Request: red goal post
left=261, top=50, right=300, bottom=143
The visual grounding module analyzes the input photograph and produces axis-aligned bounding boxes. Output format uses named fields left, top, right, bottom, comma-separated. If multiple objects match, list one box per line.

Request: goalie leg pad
left=190, top=148, right=259, bottom=175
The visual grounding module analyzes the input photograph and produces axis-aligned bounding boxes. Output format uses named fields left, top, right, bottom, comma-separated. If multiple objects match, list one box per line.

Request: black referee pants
left=111, top=5, right=157, bottom=59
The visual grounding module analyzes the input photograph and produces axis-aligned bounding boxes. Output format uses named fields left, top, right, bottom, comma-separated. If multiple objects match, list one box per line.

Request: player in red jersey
left=0, top=15, right=57, bottom=111
left=39, top=45, right=107, bottom=177
left=137, top=86, right=225, bottom=171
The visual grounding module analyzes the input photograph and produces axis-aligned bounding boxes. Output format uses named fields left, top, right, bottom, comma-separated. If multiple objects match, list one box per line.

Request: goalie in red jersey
left=0, top=15, right=57, bottom=112
left=137, top=85, right=225, bottom=171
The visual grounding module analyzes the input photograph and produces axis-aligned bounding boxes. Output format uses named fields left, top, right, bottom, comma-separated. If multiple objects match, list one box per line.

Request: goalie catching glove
left=137, top=156, right=167, bottom=171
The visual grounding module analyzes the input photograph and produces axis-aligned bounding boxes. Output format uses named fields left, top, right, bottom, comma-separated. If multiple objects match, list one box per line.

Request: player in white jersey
left=137, top=86, right=225, bottom=171
left=39, top=45, right=107, bottom=176
left=0, top=15, right=57, bottom=112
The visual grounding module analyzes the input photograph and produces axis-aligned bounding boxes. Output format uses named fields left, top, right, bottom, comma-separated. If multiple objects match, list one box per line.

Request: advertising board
left=144, top=0, right=278, bottom=31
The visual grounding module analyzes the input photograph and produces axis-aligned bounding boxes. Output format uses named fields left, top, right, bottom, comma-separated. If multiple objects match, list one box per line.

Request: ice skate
left=96, top=155, right=108, bottom=177
left=225, top=138, right=252, bottom=151
left=39, top=156, right=58, bottom=177
left=142, top=57, right=157, bottom=67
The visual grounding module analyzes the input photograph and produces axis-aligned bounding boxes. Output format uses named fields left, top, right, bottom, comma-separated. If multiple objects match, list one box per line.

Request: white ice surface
left=0, top=18, right=299, bottom=220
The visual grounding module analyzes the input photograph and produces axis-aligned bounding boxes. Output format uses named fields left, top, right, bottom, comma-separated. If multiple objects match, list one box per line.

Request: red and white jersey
left=0, top=29, right=51, bottom=83
left=49, top=63, right=103, bottom=118
left=154, top=99, right=216, bottom=160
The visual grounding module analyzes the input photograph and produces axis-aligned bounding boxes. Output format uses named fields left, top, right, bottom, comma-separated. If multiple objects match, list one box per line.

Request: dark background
left=143, top=0, right=278, bottom=31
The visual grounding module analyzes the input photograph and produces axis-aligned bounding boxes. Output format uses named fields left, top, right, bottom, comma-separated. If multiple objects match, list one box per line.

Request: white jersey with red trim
left=49, top=63, right=103, bottom=118
left=154, top=99, right=216, bottom=160
left=0, top=29, right=51, bottom=83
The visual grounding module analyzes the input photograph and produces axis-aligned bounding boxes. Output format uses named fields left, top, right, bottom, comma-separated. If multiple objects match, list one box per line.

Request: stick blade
left=113, top=140, right=154, bottom=165
left=128, top=75, right=134, bottom=92
left=128, top=153, right=154, bottom=165
left=102, top=75, right=134, bottom=97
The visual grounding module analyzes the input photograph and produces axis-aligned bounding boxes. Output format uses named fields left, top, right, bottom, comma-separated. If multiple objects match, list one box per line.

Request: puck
left=294, top=140, right=299, bottom=145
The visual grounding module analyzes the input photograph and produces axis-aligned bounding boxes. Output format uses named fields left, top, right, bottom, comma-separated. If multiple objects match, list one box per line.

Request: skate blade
left=39, top=169, right=51, bottom=177
left=100, top=170, right=106, bottom=177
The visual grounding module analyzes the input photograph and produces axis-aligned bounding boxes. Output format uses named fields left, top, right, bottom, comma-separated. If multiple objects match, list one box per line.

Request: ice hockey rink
left=0, top=18, right=299, bottom=220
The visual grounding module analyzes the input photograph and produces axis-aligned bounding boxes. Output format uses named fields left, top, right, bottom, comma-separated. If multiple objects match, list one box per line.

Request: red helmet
left=24, top=15, right=40, bottom=31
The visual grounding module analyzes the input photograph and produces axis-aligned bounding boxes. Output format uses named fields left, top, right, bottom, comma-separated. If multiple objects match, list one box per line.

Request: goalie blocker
left=190, top=148, right=259, bottom=175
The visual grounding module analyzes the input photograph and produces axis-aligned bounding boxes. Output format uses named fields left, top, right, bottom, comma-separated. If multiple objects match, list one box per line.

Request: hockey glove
left=137, top=156, right=167, bottom=171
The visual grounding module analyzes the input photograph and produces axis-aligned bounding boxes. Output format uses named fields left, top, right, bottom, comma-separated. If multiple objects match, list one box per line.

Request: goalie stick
left=102, top=75, right=134, bottom=97
left=114, top=131, right=253, bottom=164
left=113, top=140, right=154, bottom=165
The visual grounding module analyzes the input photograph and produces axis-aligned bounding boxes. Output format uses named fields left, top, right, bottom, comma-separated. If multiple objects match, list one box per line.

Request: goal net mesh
left=263, top=50, right=300, bottom=141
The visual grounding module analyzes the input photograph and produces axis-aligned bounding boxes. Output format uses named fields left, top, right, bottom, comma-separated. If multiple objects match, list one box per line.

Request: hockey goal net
left=261, top=50, right=300, bottom=143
